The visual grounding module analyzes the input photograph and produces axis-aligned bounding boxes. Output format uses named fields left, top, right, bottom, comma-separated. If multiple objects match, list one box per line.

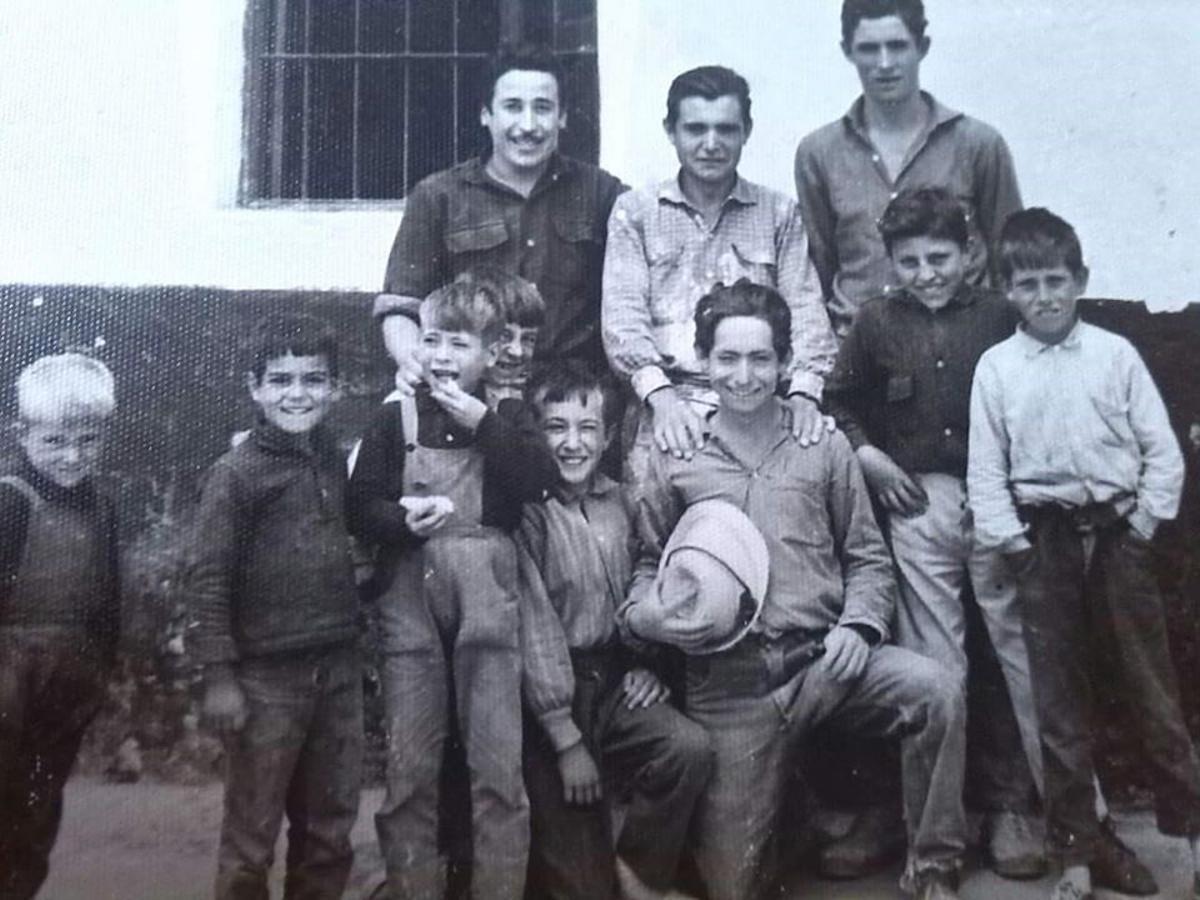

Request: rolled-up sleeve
left=775, top=198, right=838, bottom=401
left=381, top=181, right=444, bottom=311
left=602, top=194, right=667, bottom=398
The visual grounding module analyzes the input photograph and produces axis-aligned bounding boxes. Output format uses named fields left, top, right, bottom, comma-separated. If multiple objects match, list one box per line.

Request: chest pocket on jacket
left=446, top=222, right=509, bottom=270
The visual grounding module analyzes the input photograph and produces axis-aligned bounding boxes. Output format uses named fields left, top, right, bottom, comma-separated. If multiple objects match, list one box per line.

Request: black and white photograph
left=1, top=2, right=1199, bottom=898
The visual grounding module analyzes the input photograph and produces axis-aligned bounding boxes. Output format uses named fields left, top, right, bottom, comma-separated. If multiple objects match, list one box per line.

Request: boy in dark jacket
left=189, top=315, right=363, bottom=900
left=0, top=353, right=119, bottom=900
left=349, top=279, right=557, bottom=900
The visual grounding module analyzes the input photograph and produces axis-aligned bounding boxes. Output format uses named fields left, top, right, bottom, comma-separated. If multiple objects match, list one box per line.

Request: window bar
left=299, top=0, right=313, bottom=199
left=451, top=0, right=460, bottom=164
left=402, top=0, right=412, bottom=193
left=267, top=0, right=290, bottom=198
left=351, top=0, right=362, bottom=199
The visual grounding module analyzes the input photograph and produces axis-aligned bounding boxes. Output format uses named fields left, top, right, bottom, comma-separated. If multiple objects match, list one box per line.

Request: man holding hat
left=620, top=279, right=966, bottom=900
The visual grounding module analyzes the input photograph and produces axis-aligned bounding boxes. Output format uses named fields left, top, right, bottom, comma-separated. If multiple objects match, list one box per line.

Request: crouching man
left=619, top=279, right=967, bottom=900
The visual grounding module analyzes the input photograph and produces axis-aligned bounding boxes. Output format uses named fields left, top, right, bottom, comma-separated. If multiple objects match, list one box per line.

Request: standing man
left=603, top=65, right=838, bottom=486
left=377, top=43, right=625, bottom=388
left=794, top=0, right=1021, bottom=337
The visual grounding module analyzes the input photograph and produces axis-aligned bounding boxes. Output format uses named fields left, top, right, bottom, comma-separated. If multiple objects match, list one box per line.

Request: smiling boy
left=969, top=208, right=1200, bottom=900
left=189, top=315, right=364, bottom=899
left=377, top=43, right=625, bottom=391
left=621, top=279, right=966, bottom=900
left=349, top=279, right=558, bottom=900
left=518, top=360, right=712, bottom=900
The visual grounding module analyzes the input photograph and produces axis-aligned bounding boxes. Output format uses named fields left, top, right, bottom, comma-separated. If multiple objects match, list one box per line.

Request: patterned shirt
left=602, top=176, right=837, bottom=403
left=967, top=321, right=1184, bottom=551
left=794, top=93, right=1021, bottom=336
left=620, top=400, right=895, bottom=641
left=517, top=474, right=636, bottom=751
left=379, top=154, right=626, bottom=370
left=825, top=284, right=1018, bottom=478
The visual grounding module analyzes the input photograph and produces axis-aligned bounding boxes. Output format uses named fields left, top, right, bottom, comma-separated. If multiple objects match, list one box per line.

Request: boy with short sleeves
left=348, top=279, right=558, bottom=900
left=0, top=353, right=120, bottom=900
left=824, top=188, right=1043, bottom=878
left=518, top=360, right=712, bottom=900
left=189, top=316, right=364, bottom=899
left=968, top=208, right=1200, bottom=900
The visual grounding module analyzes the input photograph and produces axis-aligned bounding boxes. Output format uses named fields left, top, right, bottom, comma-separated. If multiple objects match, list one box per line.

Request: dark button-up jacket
left=188, top=424, right=361, bottom=665
left=825, top=285, right=1017, bottom=478
left=380, top=154, right=626, bottom=370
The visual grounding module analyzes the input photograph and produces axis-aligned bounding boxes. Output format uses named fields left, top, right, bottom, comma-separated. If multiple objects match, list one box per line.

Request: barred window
left=241, top=0, right=599, bottom=204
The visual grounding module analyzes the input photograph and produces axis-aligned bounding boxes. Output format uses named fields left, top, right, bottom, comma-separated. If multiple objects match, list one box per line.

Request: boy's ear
left=244, top=371, right=261, bottom=396
left=485, top=340, right=502, bottom=367
left=1076, top=265, right=1090, bottom=294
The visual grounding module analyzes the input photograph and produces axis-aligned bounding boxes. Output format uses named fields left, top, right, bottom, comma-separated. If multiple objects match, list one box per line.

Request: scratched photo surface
left=1, top=2, right=1199, bottom=898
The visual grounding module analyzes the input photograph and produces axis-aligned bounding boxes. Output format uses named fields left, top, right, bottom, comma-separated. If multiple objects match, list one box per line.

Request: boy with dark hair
left=969, top=207, right=1200, bottom=900
left=825, top=187, right=1044, bottom=878
left=0, top=353, right=119, bottom=900
left=189, top=314, right=364, bottom=899
left=349, top=280, right=558, bottom=900
left=378, top=41, right=625, bottom=391
left=519, top=359, right=712, bottom=900
left=623, top=278, right=966, bottom=900
left=461, top=267, right=547, bottom=407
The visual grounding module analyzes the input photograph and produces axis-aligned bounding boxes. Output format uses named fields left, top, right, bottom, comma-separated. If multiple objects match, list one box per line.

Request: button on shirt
left=602, top=176, right=837, bottom=402
left=518, top=475, right=636, bottom=751
left=621, top=401, right=895, bottom=640
left=825, top=284, right=1017, bottom=478
left=967, top=321, right=1184, bottom=550
left=379, top=154, right=626, bottom=369
left=794, top=93, right=1022, bottom=335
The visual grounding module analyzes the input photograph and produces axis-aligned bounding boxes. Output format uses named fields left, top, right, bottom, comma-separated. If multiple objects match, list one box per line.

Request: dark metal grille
left=242, top=0, right=598, bottom=204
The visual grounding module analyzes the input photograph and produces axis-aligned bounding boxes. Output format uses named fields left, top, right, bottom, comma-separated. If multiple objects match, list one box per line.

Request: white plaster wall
left=0, top=1, right=1196, bottom=306
left=601, top=0, right=1200, bottom=309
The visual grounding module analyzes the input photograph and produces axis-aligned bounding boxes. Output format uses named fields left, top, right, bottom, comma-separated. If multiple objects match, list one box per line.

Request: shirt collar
left=657, top=173, right=757, bottom=210
left=704, top=398, right=793, bottom=461
left=13, top=455, right=97, bottom=508
left=251, top=420, right=329, bottom=460
left=553, top=471, right=619, bottom=504
left=891, top=282, right=981, bottom=312
left=1015, top=319, right=1086, bottom=357
left=843, top=91, right=962, bottom=141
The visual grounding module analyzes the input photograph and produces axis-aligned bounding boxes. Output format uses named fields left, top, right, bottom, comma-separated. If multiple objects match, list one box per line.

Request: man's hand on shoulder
left=788, top=394, right=836, bottom=447
left=647, top=386, right=705, bottom=460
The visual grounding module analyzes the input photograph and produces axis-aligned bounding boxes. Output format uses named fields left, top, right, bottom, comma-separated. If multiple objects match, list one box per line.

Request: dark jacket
left=187, top=424, right=360, bottom=665
left=0, top=457, right=120, bottom=658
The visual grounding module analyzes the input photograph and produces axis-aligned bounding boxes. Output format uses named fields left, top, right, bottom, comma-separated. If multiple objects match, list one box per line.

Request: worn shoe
left=912, top=868, right=960, bottom=900
left=817, top=804, right=907, bottom=879
left=986, top=811, right=1048, bottom=879
left=1090, top=816, right=1158, bottom=896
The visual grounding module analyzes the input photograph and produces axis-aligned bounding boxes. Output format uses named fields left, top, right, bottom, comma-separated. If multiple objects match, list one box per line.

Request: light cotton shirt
left=794, top=93, right=1021, bottom=335
left=967, top=320, right=1184, bottom=551
left=602, top=175, right=837, bottom=403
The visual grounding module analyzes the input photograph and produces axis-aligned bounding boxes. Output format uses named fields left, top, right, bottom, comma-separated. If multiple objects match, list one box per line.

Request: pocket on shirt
left=446, top=221, right=509, bottom=267
left=547, top=216, right=603, bottom=295
left=730, top=241, right=778, bottom=285
left=1090, top=394, right=1134, bottom=448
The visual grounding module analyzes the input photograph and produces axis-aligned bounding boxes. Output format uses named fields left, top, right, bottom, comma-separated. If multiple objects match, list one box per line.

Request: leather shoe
left=912, top=868, right=959, bottom=900
left=1089, top=816, right=1158, bottom=896
left=986, top=811, right=1047, bottom=879
left=817, top=804, right=906, bottom=879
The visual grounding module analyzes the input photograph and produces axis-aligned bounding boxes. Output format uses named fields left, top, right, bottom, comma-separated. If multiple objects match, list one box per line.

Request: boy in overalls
left=349, top=279, right=558, bottom=900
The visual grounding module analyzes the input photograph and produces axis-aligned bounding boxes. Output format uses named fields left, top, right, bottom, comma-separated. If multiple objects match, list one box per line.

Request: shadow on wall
left=1, top=285, right=1198, bottom=797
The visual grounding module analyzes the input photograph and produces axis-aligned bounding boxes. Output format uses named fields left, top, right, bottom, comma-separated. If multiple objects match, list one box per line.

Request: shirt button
left=706, top=271, right=715, bottom=280
left=936, top=359, right=945, bottom=369
left=525, top=238, right=535, bottom=248
left=446, top=433, right=455, bottom=443
left=890, top=191, right=899, bottom=199
left=872, top=154, right=881, bottom=162
left=943, top=427, right=953, bottom=437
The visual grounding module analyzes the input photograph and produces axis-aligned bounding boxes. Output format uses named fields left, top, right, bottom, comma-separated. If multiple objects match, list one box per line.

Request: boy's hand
left=647, top=387, right=705, bottom=460
left=402, top=496, right=454, bottom=537
left=856, top=446, right=928, bottom=517
left=621, top=667, right=671, bottom=709
left=628, top=602, right=715, bottom=653
left=819, top=625, right=870, bottom=684
left=202, top=673, right=248, bottom=736
left=558, top=742, right=603, bottom=806
left=788, top=395, right=836, bottom=447
left=428, top=379, right=488, bottom=431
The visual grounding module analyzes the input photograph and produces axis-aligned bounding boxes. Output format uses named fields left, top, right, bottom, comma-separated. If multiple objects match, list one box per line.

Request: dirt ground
left=40, top=777, right=1200, bottom=899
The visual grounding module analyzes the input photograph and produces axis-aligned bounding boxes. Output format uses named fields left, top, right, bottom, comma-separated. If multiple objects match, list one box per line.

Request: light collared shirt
left=794, top=93, right=1022, bottom=336
left=602, top=175, right=836, bottom=403
left=620, top=400, right=895, bottom=642
left=517, top=474, right=637, bottom=752
left=967, top=320, right=1184, bottom=551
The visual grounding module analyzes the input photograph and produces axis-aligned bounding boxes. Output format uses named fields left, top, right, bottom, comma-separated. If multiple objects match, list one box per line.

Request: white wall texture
left=0, top=1, right=1196, bottom=307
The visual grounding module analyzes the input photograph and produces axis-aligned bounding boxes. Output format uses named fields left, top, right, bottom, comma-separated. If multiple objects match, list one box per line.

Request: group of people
left=1, top=2, right=1197, bottom=900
